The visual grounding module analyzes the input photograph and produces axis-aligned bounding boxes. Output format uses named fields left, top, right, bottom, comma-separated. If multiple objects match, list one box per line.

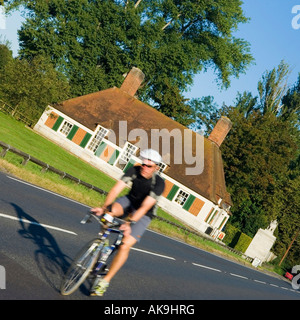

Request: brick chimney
left=120, top=67, right=145, bottom=96
left=208, top=116, right=232, bottom=147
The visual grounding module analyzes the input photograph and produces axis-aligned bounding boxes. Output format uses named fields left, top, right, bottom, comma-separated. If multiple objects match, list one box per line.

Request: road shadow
left=11, top=203, right=71, bottom=293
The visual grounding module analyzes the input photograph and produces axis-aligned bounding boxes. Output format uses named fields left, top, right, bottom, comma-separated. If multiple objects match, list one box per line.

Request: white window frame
left=87, top=125, right=108, bottom=153
left=120, top=142, right=138, bottom=164
left=173, top=189, right=190, bottom=207
left=115, top=142, right=138, bottom=169
left=59, top=120, right=73, bottom=137
left=157, top=162, right=167, bottom=174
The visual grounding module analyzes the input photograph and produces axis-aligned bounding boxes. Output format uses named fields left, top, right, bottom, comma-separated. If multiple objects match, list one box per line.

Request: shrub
left=223, top=223, right=252, bottom=253
left=234, top=233, right=252, bottom=253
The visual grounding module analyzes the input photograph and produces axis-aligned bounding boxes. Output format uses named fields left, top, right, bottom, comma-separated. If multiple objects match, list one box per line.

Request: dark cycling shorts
left=115, top=196, right=151, bottom=242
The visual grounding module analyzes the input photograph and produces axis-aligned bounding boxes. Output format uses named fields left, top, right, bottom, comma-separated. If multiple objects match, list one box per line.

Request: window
left=120, top=143, right=138, bottom=164
left=87, top=126, right=108, bottom=153
left=174, top=189, right=189, bottom=206
left=157, top=162, right=167, bottom=174
left=115, top=142, right=138, bottom=170
left=59, top=121, right=73, bottom=136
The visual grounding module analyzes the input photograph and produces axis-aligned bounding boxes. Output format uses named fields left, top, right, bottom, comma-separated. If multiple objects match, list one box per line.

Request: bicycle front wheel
left=60, top=238, right=103, bottom=295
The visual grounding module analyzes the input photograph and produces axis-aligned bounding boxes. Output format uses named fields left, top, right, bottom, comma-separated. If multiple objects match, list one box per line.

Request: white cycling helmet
left=140, top=149, right=162, bottom=165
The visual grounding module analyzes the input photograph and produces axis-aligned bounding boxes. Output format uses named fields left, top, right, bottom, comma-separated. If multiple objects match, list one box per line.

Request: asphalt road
left=0, top=171, right=299, bottom=301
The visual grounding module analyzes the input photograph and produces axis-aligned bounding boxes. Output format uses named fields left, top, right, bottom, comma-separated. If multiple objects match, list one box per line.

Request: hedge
left=234, top=233, right=252, bottom=253
left=223, top=223, right=252, bottom=253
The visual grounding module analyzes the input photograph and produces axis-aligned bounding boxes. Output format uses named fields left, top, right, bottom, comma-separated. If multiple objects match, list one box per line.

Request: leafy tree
left=5, top=0, right=253, bottom=124
left=232, top=61, right=292, bottom=120
left=234, top=91, right=258, bottom=119
left=257, top=60, right=290, bottom=116
left=0, top=53, right=70, bottom=121
left=274, top=173, right=300, bottom=269
left=220, top=107, right=299, bottom=237
left=189, top=95, right=219, bottom=134
left=213, top=65, right=300, bottom=266
left=0, top=40, right=14, bottom=71
left=281, top=73, right=300, bottom=123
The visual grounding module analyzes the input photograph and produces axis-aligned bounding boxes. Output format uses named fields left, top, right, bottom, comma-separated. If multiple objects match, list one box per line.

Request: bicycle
left=60, top=212, right=127, bottom=296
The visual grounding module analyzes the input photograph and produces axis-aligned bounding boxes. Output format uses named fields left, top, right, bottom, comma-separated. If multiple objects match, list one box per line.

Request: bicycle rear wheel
left=60, top=238, right=103, bottom=295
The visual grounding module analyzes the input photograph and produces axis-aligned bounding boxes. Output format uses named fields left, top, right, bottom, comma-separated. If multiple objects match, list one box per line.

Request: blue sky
left=185, top=0, right=300, bottom=107
left=1, top=1, right=300, bottom=107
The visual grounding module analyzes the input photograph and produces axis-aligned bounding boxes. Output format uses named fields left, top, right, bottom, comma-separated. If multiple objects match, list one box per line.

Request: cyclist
left=90, top=149, right=165, bottom=296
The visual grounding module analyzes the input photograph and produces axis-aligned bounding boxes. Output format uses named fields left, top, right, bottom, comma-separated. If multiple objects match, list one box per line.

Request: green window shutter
left=79, top=133, right=92, bottom=148
left=183, top=194, right=196, bottom=211
left=123, top=159, right=135, bottom=172
left=108, top=150, right=120, bottom=165
left=167, top=185, right=179, bottom=201
left=95, top=141, right=107, bottom=157
left=208, top=210, right=218, bottom=224
left=204, top=208, right=214, bottom=222
left=219, top=217, right=227, bottom=230
left=52, top=116, right=64, bottom=131
left=67, top=125, right=78, bottom=140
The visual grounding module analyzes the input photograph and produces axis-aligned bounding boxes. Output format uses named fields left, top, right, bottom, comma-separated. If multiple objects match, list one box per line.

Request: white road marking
left=0, top=213, right=77, bottom=235
left=254, top=279, right=267, bottom=284
left=192, top=263, right=222, bottom=273
left=131, top=247, right=175, bottom=260
left=229, top=273, right=249, bottom=280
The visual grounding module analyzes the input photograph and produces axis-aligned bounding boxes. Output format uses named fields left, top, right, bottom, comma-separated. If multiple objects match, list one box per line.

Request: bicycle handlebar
left=80, top=211, right=130, bottom=229
left=80, top=212, right=101, bottom=225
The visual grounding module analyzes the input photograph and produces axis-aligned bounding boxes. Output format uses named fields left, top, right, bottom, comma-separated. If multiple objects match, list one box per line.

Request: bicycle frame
left=93, top=228, right=123, bottom=274
left=60, top=212, right=127, bottom=295
left=80, top=212, right=124, bottom=275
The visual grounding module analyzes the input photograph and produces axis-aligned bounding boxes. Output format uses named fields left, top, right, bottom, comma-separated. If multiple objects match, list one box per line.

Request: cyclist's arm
left=130, top=196, right=156, bottom=222
left=91, top=180, right=127, bottom=215
left=103, top=180, right=127, bottom=209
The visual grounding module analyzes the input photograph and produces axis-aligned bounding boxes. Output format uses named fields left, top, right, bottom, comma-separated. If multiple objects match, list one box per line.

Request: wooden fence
left=0, top=100, right=35, bottom=128
left=0, top=140, right=107, bottom=195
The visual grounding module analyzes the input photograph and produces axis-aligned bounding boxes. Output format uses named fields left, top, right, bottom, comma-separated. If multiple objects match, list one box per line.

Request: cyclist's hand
left=90, top=207, right=105, bottom=216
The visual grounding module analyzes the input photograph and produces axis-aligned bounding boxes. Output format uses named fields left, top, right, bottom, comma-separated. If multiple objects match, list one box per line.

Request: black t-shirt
left=121, top=166, right=165, bottom=214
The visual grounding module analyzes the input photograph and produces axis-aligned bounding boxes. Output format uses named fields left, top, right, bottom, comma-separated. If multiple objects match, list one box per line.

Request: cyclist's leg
left=109, top=202, right=123, bottom=216
left=90, top=233, right=137, bottom=296
left=103, top=234, right=137, bottom=283
left=109, top=196, right=132, bottom=218
left=102, top=215, right=151, bottom=283
left=130, top=215, right=151, bottom=241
